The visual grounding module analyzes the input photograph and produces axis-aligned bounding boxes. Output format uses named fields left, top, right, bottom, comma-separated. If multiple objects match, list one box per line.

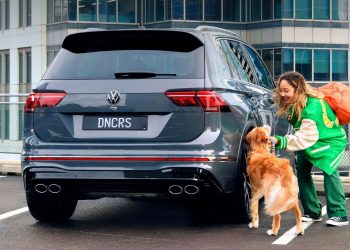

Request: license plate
left=83, top=116, right=147, bottom=130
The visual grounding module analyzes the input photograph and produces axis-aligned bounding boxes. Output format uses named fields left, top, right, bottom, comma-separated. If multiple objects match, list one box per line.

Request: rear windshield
left=44, top=30, right=205, bottom=80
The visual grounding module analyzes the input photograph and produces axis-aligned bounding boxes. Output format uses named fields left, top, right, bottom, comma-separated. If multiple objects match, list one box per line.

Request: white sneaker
left=326, top=216, right=349, bottom=226
left=302, top=215, right=322, bottom=222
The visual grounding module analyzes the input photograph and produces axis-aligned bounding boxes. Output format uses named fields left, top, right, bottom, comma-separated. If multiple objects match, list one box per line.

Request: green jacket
left=275, top=97, right=347, bottom=175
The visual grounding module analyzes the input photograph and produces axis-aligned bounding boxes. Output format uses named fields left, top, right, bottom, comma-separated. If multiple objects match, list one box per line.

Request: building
left=0, top=0, right=349, bottom=154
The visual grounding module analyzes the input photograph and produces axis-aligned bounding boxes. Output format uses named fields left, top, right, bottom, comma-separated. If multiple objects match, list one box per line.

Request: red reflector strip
left=24, top=156, right=211, bottom=162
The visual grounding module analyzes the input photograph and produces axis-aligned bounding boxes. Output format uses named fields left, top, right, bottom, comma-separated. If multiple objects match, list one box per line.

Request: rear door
left=31, top=30, right=206, bottom=142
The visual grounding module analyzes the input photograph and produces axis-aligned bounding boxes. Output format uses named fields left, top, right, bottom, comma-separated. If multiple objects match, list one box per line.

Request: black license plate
left=83, top=116, right=147, bottom=130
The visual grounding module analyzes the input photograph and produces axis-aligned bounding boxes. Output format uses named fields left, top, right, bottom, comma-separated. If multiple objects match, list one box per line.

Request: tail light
left=24, top=92, right=67, bottom=113
left=165, top=90, right=229, bottom=112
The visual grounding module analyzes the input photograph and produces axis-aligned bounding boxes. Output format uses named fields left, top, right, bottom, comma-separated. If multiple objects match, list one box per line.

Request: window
left=314, top=0, right=329, bottom=20
left=54, top=0, right=62, bottom=22
left=78, top=0, right=97, bottom=21
left=205, top=0, right=221, bottom=21
left=146, top=0, right=154, bottom=22
left=18, top=48, right=32, bottom=94
left=295, top=49, right=311, bottom=81
left=332, top=0, right=348, bottom=20
left=282, top=0, right=293, bottom=18
left=274, top=0, right=281, bottom=19
left=19, top=0, right=32, bottom=26
left=99, top=0, right=116, bottom=22
left=262, top=49, right=273, bottom=75
left=251, top=0, right=261, bottom=21
left=220, top=40, right=250, bottom=82
left=332, top=50, right=348, bottom=81
left=68, top=0, right=77, bottom=20
left=274, top=49, right=282, bottom=79
left=244, top=45, right=274, bottom=89
left=172, top=0, right=183, bottom=19
left=0, top=50, right=10, bottom=92
left=314, top=50, right=330, bottom=81
left=223, top=0, right=240, bottom=22
left=156, top=0, right=165, bottom=21
left=262, top=0, right=273, bottom=20
left=26, top=0, right=31, bottom=25
left=0, top=1, right=2, bottom=30
left=118, top=0, right=135, bottom=23
left=282, top=49, right=293, bottom=72
left=5, top=0, right=9, bottom=29
left=186, top=0, right=203, bottom=20
left=295, top=0, right=311, bottom=19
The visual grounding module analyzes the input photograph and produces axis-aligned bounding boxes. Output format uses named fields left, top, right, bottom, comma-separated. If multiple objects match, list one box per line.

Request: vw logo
left=106, top=90, right=121, bottom=105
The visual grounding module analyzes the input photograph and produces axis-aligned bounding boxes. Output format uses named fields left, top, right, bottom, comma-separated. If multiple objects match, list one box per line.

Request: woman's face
left=279, top=79, right=295, bottom=105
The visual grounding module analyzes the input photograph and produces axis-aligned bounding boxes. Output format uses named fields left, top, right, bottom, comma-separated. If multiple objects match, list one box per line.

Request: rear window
left=44, top=30, right=205, bottom=80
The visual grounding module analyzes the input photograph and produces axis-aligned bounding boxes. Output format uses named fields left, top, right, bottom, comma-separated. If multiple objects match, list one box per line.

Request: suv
left=22, top=26, right=289, bottom=222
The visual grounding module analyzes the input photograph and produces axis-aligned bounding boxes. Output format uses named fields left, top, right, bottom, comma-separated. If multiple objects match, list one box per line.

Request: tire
left=26, top=188, right=78, bottom=222
left=231, top=141, right=251, bottom=223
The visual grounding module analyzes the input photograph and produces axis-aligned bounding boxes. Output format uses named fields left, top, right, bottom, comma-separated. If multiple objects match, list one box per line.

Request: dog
left=245, top=126, right=304, bottom=236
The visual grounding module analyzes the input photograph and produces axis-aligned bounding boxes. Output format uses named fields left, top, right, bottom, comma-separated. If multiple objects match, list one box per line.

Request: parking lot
left=1, top=175, right=349, bottom=250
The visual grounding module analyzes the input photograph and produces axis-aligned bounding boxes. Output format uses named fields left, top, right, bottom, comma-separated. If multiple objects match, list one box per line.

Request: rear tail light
left=165, top=90, right=229, bottom=112
left=24, top=92, right=67, bottom=113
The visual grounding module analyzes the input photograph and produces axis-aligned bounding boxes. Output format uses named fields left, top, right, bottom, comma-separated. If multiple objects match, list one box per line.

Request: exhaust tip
left=168, top=185, right=183, bottom=195
left=35, top=184, right=48, bottom=194
left=184, top=185, right=199, bottom=195
left=48, top=184, right=61, bottom=194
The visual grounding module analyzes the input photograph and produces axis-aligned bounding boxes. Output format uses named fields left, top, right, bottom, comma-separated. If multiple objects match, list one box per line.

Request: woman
left=271, top=71, right=348, bottom=226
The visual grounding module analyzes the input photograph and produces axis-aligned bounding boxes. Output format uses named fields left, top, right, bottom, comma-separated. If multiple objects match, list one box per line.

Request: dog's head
left=245, top=126, right=271, bottom=150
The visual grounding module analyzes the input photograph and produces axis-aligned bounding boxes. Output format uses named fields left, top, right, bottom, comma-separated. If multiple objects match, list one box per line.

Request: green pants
left=296, top=152, right=348, bottom=218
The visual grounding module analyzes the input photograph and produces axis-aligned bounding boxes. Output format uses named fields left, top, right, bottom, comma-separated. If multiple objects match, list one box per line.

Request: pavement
left=1, top=158, right=350, bottom=196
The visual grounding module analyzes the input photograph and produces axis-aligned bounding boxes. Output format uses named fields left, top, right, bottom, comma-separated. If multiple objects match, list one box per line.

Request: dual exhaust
left=168, top=184, right=199, bottom=195
left=34, top=184, right=61, bottom=194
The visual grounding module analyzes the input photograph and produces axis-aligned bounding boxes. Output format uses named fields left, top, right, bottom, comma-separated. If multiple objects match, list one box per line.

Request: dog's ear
left=257, top=128, right=269, bottom=143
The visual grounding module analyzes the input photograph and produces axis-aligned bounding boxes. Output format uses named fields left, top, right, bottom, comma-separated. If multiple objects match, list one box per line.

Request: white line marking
left=0, top=176, right=6, bottom=178
left=272, top=205, right=327, bottom=245
left=0, top=207, right=29, bottom=221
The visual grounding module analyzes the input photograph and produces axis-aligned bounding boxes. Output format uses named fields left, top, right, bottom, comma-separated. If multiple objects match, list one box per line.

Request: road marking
left=272, top=205, right=327, bottom=245
left=0, top=176, right=6, bottom=178
left=0, top=207, right=29, bottom=221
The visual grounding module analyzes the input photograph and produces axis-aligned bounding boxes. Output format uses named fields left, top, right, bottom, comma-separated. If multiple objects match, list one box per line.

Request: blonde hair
left=275, top=71, right=323, bottom=120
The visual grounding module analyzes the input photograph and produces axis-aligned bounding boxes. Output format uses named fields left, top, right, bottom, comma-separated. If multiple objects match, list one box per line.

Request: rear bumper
left=22, top=160, right=239, bottom=198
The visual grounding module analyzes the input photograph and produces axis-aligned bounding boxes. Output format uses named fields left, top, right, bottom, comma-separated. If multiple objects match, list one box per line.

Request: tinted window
left=220, top=40, right=251, bottom=83
left=44, top=48, right=204, bottom=80
left=243, top=45, right=275, bottom=89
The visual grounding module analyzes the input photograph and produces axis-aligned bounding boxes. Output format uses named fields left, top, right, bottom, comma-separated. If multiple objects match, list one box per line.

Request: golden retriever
left=245, top=126, right=304, bottom=236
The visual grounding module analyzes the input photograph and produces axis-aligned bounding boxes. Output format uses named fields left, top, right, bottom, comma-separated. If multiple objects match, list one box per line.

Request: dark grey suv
left=22, top=26, right=289, bottom=222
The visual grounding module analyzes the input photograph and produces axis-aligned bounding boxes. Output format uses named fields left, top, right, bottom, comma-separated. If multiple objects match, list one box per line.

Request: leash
left=270, top=138, right=275, bottom=155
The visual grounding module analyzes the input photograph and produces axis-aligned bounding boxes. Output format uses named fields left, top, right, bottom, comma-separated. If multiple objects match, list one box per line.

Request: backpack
left=316, top=82, right=350, bottom=125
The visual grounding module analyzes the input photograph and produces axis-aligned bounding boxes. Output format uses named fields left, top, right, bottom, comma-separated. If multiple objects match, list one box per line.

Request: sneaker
left=326, top=216, right=349, bottom=226
left=302, top=215, right=323, bottom=222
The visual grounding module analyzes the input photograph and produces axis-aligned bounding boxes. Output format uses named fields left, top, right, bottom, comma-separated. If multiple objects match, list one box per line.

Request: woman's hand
left=268, top=136, right=279, bottom=148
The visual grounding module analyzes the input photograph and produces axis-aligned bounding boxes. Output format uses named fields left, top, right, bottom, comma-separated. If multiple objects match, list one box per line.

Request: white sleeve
left=285, top=119, right=319, bottom=152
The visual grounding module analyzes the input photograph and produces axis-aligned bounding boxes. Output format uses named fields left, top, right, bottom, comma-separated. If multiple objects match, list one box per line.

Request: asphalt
left=1, top=159, right=350, bottom=196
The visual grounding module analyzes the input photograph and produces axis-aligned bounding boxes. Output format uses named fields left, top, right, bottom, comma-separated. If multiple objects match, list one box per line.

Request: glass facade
left=295, top=49, right=312, bottom=80
left=332, top=50, right=348, bottom=81
left=250, top=0, right=261, bottom=21
left=205, top=0, right=221, bottom=21
left=295, top=0, right=311, bottom=19
left=332, top=0, right=348, bottom=20
left=314, top=0, right=330, bottom=20
left=186, top=0, right=203, bottom=20
left=223, top=0, right=240, bottom=22
left=314, top=49, right=330, bottom=81
left=283, top=0, right=293, bottom=18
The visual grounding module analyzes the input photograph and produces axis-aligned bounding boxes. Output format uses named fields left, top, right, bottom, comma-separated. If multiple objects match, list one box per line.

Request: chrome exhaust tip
left=168, top=185, right=183, bottom=195
left=184, top=185, right=199, bottom=195
left=35, top=184, right=48, bottom=194
left=48, top=184, right=61, bottom=194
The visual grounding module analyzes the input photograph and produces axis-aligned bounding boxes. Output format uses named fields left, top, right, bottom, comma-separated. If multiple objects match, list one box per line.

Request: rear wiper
left=114, top=72, right=177, bottom=79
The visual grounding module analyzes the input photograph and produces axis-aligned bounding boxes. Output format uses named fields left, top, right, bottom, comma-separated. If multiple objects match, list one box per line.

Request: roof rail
left=195, top=25, right=240, bottom=37
left=80, top=28, right=106, bottom=33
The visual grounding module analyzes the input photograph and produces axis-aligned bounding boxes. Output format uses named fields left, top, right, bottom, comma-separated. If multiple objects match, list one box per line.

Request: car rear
left=22, top=29, right=246, bottom=221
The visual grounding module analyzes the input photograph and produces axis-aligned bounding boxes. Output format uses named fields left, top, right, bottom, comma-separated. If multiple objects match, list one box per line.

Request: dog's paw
left=266, top=229, right=278, bottom=236
left=296, top=229, right=304, bottom=236
left=248, top=222, right=259, bottom=228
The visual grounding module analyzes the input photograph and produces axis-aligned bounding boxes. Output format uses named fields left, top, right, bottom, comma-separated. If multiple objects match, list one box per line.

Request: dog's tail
left=264, top=176, right=299, bottom=216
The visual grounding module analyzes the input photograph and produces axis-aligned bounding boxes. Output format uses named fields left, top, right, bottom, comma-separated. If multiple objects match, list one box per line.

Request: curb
left=1, top=160, right=350, bottom=196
